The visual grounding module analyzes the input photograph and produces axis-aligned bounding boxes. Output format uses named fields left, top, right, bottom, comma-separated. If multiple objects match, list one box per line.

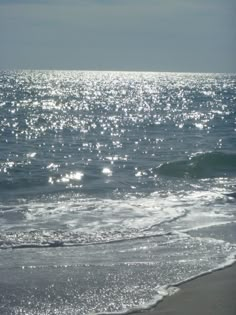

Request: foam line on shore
left=93, top=252, right=236, bottom=315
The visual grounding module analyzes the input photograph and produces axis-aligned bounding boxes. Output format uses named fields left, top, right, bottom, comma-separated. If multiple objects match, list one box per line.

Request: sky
left=0, top=0, right=235, bottom=72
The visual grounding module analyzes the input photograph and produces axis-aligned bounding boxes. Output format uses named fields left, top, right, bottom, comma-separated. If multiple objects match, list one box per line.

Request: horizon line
left=0, top=68, right=235, bottom=75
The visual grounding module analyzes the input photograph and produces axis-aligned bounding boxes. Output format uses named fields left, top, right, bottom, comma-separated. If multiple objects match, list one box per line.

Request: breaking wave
left=156, top=152, right=236, bottom=179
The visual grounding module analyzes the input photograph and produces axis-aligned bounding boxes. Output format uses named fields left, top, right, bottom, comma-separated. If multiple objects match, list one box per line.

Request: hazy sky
left=0, top=0, right=235, bottom=72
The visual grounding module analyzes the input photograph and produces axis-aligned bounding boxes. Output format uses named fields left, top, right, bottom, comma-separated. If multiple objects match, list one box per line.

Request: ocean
left=0, top=70, right=236, bottom=315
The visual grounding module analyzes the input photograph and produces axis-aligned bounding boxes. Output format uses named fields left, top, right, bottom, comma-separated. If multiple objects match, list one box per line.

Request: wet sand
left=133, top=263, right=236, bottom=315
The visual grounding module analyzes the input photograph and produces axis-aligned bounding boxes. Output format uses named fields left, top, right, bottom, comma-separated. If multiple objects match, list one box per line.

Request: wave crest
left=157, top=152, right=236, bottom=179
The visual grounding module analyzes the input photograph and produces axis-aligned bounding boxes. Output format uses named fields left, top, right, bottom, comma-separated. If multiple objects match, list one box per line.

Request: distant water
left=0, top=71, right=236, bottom=314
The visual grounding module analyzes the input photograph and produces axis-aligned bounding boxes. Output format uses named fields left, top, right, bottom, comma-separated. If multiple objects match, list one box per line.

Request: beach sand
left=132, top=263, right=236, bottom=315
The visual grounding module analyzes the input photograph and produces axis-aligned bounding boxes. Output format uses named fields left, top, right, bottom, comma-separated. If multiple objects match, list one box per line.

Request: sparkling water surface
left=0, top=71, right=236, bottom=314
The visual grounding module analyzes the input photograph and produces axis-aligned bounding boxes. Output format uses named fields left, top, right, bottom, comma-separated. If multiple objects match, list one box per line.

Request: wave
left=156, top=151, right=236, bottom=179
left=0, top=229, right=175, bottom=250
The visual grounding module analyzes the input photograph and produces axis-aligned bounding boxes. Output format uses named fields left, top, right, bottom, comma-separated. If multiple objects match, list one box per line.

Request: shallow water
left=0, top=71, right=236, bottom=314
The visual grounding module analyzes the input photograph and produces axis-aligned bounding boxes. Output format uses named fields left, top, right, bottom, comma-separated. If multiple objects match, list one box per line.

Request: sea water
left=0, top=70, right=236, bottom=315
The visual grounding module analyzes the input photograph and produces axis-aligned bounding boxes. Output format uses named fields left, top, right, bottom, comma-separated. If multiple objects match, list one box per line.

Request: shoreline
left=131, top=262, right=236, bottom=315
left=0, top=252, right=235, bottom=315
